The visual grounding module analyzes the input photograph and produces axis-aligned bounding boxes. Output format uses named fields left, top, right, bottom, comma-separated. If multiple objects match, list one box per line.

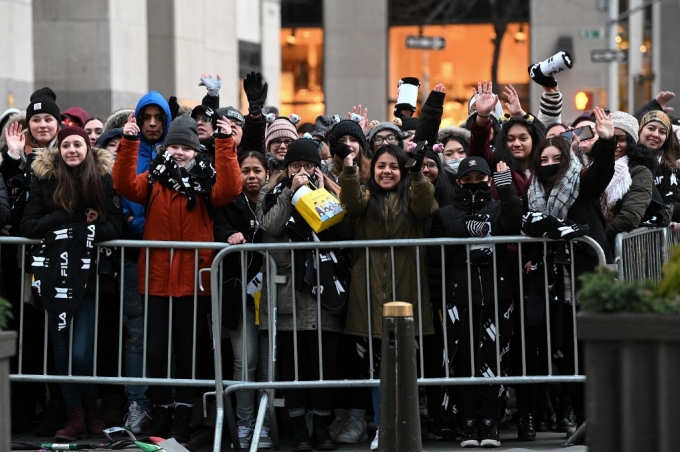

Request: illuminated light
left=640, top=44, right=647, bottom=53
left=575, top=91, right=592, bottom=111
left=514, top=24, right=526, bottom=43
left=303, top=31, right=310, bottom=38
left=286, top=34, right=297, bottom=45
left=615, top=36, right=622, bottom=44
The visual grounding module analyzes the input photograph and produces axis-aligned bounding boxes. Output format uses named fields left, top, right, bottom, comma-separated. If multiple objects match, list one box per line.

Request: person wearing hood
left=61, top=106, right=90, bottom=128
left=20, top=127, right=123, bottom=440
left=113, top=112, right=241, bottom=443
left=438, top=126, right=471, bottom=176
left=95, top=128, right=123, bottom=160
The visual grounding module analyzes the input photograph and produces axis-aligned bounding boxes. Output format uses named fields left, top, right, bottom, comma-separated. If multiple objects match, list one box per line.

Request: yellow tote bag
left=291, top=183, right=345, bottom=233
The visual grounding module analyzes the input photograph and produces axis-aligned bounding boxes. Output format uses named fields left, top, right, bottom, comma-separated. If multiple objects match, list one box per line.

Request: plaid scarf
left=528, top=151, right=583, bottom=219
left=148, top=152, right=216, bottom=211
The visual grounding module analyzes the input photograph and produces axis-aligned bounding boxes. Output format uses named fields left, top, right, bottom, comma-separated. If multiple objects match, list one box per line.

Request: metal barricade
left=209, top=235, right=607, bottom=452
left=613, top=227, right=669, bottom=282
left=7, top=236, right=229, bottom=392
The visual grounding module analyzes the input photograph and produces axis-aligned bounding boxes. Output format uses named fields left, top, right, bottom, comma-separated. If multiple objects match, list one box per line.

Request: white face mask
left=447, top=158, right=465, bottom=172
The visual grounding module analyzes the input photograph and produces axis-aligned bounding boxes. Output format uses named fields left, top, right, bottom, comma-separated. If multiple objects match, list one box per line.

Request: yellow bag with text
left=291, top=184, right=345, bottom=233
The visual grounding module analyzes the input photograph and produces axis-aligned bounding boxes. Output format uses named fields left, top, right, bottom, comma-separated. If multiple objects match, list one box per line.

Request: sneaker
left=236, top=425, right=253, bottom=449
left=148, top=406, right=173, bottom=439
left=426, top=419, right=456, bottom=442
left=124, top=402, right=151, bottom=434
left=329, top=410, right=348, bottom=442
left=336, top=415, right=367, bottom=443
left=370, top=429, right=379, bottom=451
left=479, top=418, right=500, bottom=448
left=460, top=418, right=480, bottom=448
left=258, top=426, right=273, bottom=449
left=517, top=412, right=536, bottom=441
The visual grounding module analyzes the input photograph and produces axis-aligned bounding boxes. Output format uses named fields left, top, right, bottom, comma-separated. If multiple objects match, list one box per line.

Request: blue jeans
left=49, top=294, right=97, bottom=408
left=228, top=307, right=269, bottom=427
left=122, top=258, right=149, bottom=410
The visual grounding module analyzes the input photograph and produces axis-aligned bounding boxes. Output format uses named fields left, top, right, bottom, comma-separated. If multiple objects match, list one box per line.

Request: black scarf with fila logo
left=31, top=223, right=96, bottom=333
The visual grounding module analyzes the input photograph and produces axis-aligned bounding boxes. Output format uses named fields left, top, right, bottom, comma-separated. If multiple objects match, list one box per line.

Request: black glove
left=168, top=96, right=180, bottom=121
left=546, top=217, right=589, bottom=240
left=329, top=136, right=351, bottom=161
left=521, top=212, right=550, bottom=237
left=243, top=71, right=268, bottom=116
left=528, top=63, right=558, bottom=88
left=410, top=142, right=427, bottom=172
left=423, top=89, right=445, bottom=110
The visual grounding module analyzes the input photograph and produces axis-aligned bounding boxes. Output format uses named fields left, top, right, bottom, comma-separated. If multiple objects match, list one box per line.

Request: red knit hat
left=58, top=127, right=91, bottom=149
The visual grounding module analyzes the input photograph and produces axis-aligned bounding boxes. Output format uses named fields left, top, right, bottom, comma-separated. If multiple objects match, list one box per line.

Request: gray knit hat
left=367, top=121, right=403, bottom=144
left=164, top=114, right=201, bottom=152
left=611, top=111, right=639, bottom=144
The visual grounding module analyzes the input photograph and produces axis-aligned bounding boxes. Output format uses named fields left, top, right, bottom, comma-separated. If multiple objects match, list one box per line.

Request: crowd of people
left=5, top=66, right=680, bottom=451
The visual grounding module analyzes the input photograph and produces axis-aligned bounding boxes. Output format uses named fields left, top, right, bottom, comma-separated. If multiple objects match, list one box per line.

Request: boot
left=312, top=414, right=336, bottom=451
left=168, top=405, right=193, bottom=444
left=34, top=399, right=67, bottom=437
left=517, top=411, right=536, bottom=441
left=290, top=415, right=313, bottom=452
left=555, top=391, right=576, bottom=432
left=54, top=407, right=87, bottom=441
left=148, top=405, right=174, bottom=438
left=84, top=398, right=106, bottom=437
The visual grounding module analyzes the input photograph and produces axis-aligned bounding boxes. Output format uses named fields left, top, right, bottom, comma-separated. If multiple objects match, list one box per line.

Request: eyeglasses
left=373, top=134, right=398, bottom=145
left=229, top=118, right=244, bottom=128
left=271, top=138, right=293, bottom=147
left=614, top=135, right=628, bottom=143
left=289, top=162, right=318, bottom=172
left=422, top=162, right=438, bottom=170
left=194, top=116, right=212, bottom=125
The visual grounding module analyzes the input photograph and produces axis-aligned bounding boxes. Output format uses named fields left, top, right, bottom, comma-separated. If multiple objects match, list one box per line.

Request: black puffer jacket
left=429, top=179, right=522, bottom=307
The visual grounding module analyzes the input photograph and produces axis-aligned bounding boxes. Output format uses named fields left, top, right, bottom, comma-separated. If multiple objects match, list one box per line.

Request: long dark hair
left=424, top=148, right=456, bottom=206
left=238, top=150, right=267, bottom=168
left=494, top=116, right=546, bottom=174
left=530, top=136, right=572, bottom=195
left=364, top=144, right=411, bottom=221
left=53, top=145, right=107, bottom=221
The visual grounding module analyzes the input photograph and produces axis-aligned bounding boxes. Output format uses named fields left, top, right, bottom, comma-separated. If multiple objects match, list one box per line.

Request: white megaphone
left=537, top=51, right=573, bottom=77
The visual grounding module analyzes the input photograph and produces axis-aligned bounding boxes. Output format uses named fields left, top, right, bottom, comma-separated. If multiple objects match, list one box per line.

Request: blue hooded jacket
left=121, top=91, right=171, bottom=239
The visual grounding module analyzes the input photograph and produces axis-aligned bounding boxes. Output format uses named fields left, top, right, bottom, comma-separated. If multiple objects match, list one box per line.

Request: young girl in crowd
left=21, top=127, right=123, bottom=440
left=257, top=139, right=350, bottom=452
left=83, top=117, right=105, bottom=147
left=339, top=142, right=439, bottom=450
left=213, top=151, right=272, bottom=449
left=113, top=113, right=241, bottom=444
left=429, top=156, right=521, bottom=448
left=325, top=119, right=371, bottom=185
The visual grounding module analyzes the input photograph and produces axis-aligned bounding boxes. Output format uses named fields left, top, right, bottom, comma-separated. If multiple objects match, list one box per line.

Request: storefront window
left=389, top=23, right=530, bottom=127
left=279, top=27, right=324, bottom=126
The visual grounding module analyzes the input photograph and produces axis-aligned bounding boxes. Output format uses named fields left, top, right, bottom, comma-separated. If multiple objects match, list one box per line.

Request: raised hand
left=503, top=84, right=526, bottom=117
left=199, top=73, right=222, bottom=97
left=123, top=113, right=140, bottom=136
left=243, top=71, right=268, bottom=116
left=329, top=135, right=351, bottom=161
left=216, top=117, right=233, bottom=137
left=349, top=104, right=369, bottom=132
left=472, top=81, right=498, bottom=118
left=4, top=122, right=25, bottom=159
left=655, top=91, right=676, bottom=108
left=434, top=83, right=446, bottom=93
left=593, top=107, right=614, bottom=140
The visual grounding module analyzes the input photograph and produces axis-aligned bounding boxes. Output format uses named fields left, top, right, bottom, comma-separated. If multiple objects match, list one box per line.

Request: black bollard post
left=379, top=302, right=422, bottom=452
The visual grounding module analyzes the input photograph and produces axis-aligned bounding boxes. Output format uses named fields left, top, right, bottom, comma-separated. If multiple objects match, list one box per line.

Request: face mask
left=447, top=158, right=464, bottom=172
left=538, top=163, right=560, bottom=184
left=460, top=181, right=488, bottom=193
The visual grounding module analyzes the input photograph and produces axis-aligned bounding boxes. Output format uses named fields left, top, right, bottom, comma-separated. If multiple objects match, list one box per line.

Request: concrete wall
left=324, top=0, right=388, bottom=120
left=530, top=0, right=609, bottom=123
left=0, top=0, right=33, bottom=113
left=260, top=0, right=281, bottom=111
left=658, top=1, right=680, bottom=104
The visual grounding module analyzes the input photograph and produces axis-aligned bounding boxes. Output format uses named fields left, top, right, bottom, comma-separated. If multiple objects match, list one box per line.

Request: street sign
left=580, top=28, right=603, bottom=39
left=591, top=48, right=628, bottom=63
left=405, top=35, right=445, bottom=50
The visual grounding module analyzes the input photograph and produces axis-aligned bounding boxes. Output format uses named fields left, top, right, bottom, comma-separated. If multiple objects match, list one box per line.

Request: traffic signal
left=575, top=91, right=593, bottom=111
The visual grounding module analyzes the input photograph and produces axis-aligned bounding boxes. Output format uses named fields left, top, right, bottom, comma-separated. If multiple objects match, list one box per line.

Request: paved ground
left=12, top=428, right=587, bottom=451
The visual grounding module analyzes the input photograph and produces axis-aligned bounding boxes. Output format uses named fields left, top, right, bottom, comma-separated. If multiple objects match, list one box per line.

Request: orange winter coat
left=113, top=136, right=241, bottom=297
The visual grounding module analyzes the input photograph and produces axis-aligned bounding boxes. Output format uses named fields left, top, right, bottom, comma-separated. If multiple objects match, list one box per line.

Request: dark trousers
left=146, top=295, right=211, bottom=405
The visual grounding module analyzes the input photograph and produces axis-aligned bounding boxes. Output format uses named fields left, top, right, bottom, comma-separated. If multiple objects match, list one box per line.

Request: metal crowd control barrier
left=209, top=235, right=607, bottom=452
left=613, top=227, right=670, bottom=282
left=7, top=236, right=230, bottom=392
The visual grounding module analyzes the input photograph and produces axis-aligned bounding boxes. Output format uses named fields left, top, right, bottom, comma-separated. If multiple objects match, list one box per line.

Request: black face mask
left=538, top=163, right=560, bottom=184
left=460, top=181, right=489, bottom=193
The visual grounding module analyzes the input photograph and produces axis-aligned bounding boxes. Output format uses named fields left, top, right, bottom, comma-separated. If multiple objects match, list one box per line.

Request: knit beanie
left=640, top=110, right=671, bottom=134
left=58, top=126, right=91, bottom=149
left=367, top=122, right=402, bottom=143
left=215, top=106, right=245, bottom=127
left=163, top=114, right=201, bottom=152
left=611, top=111, right=639, bottom=143
left=283, top=139, right=322, bottom=167
left=26, top=87, right=60, bottom=123
left=327, top=119, right=368, bottom=151
left=265, top=118, right=298, bottom=150
left=61, top=106, right=90, bottom=127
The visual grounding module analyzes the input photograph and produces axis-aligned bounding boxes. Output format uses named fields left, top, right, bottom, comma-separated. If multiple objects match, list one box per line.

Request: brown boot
left=84, top=398, right=106, bottom=438
left=55, top=407, right=87, bottom=441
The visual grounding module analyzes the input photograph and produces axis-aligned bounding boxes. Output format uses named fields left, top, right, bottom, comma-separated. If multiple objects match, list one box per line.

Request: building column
left=0, top=0, right=33, bottom=113
left=324, top=0, right=388, bottom=120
